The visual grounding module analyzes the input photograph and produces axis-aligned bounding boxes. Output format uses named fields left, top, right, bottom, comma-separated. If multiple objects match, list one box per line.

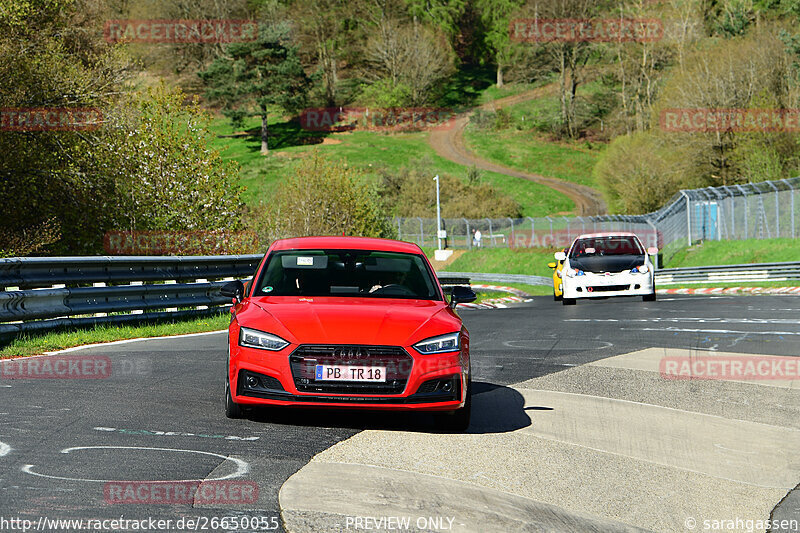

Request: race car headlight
left=239, top=327, right=289, bottom=351
left=414, top=332, right=460, bottom=354
left=566, top=268, right=585, bottom=278
left=631, top=264, right=649, bottom=274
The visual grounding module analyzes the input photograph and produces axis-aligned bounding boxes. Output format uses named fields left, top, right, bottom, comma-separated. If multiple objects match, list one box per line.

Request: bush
left=247, top=153, right=396, bottom=243
left=379, top=166, right=522, bottom=218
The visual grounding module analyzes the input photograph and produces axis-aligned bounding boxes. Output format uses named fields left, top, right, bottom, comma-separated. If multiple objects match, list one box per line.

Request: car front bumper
left=229, top=344, right=468, bottom=411
left=562, top=273, right=654, bottom=299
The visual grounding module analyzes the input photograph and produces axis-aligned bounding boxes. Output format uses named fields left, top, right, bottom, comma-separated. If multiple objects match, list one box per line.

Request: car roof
left=269, top=236, right=423, bottom=254
left=574, top=232, right=639, bottom=239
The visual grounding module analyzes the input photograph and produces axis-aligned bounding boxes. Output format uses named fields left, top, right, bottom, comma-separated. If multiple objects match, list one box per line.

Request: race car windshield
left=569, top=236, right=644, bottom=258
left=256, top=250, right=440, bottom=300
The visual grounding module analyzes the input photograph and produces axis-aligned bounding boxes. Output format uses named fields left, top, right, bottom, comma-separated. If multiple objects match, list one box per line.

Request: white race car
left=555, top=232, right=658, bottom=305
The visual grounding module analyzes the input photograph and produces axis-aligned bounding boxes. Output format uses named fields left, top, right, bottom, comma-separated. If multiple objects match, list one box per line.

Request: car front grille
left=588, top=284, right=631, bottom=292
left=290, top=344, right=413, bottom=395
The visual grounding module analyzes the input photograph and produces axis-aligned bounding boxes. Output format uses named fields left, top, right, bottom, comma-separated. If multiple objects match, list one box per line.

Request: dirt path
left=429, top=84, right=608, bottom=216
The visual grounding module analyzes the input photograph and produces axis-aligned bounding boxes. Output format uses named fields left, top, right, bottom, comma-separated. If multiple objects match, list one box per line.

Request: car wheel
left=437, top=379, right=471, bottom=433
left=553, top=292, right=562, bottom=301
left=225, top=377, right=244, bottom=419
left=562, top=298, right=576, bottom=305
left=643, top=291, right=656, bottom=302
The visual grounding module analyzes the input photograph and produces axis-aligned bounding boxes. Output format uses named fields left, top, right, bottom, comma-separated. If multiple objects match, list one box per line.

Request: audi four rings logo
left=334, top=347, right=366, bottom=358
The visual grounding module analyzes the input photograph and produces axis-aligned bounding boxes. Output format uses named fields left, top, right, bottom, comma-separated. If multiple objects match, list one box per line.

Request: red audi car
left=220, top=236, right=477, bottom=431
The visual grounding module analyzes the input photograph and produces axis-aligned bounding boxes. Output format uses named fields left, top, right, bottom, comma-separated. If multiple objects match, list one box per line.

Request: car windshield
left=569, top=236, right=644, bottom=258
left=256, top=249, right=440, bottom=300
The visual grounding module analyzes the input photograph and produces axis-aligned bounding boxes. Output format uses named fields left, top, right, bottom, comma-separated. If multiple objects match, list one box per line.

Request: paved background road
left=1, top=295, right=798, bottom=532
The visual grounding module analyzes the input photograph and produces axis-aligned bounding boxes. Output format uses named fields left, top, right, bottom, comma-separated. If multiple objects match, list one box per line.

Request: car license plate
left=315, top=365, right=387, bottom=382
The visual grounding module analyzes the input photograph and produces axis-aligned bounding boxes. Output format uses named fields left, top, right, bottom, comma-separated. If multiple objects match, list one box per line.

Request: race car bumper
left=562, top=273, right=654, bottom=299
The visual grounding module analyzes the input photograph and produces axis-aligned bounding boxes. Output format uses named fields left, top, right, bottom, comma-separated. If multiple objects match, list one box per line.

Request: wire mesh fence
left=394, top=177, right=800, bottom=263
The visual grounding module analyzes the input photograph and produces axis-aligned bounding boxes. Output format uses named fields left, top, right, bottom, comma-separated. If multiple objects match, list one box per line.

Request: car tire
left=553, top=292, right=562, bottom=301
left=643, top=291, right=656, bottom=302
left=438, top=379, right=471, bottom=433
left=225, top=377, right=244, bottom=419
left=562, top=298, right=576, bottom=305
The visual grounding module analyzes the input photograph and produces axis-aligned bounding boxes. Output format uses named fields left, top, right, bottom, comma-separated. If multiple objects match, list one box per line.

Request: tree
left=291, top=0, right=353, bottom=106
left=476, top=0, right=525, bottom=87
left=364, top=18, right=455, bottom=105
left=248, top=153, right=396, bottom=241
left=199, top=22, right=311, bottom=155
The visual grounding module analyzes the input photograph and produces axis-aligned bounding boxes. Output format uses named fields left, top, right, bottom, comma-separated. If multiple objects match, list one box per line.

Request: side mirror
left=647, top=247, right=659, bottom=255
left=547, top=262, right=557, bottom=269
left=449, top=286, right=477, bottom=308
left=220, top=280, right=245, bottom=302
left=554, top=251, right=567, bottom=261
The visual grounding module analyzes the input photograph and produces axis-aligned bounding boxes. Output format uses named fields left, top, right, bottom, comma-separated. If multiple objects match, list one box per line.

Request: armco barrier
left=2, top=256, right=797, bottom=339
left=0, top=255, right=262, bottom=338
left=654, top=261, right=800, bottom=285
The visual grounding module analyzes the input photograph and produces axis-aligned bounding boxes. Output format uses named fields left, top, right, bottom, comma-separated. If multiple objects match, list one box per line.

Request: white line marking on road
left=22, top=446, right=249, bottom=483
left=568, top=317, right=800, bottom=325
left=622, top=327, right=800, bottom=336
left=44, top=330, right=227, bottom=355
left=0, top=441, right=11, bottom=457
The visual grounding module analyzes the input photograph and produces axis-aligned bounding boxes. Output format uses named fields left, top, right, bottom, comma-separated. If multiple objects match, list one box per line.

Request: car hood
left=237, top=297, right=460, bottom=346
left=569, top=255, right=645, bottom=273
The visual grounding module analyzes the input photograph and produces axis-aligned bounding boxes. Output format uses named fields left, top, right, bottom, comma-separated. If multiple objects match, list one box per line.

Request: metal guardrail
left=439, top=272, right=552, bottom=286
left=654, top=261, right=800, bottom=285
left=0, top=255, right=263, bottom=338
left=2, top=255, right=797, bottom=340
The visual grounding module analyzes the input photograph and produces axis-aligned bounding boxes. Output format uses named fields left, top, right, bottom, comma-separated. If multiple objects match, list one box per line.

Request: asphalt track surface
left=0, top=294, right=799, bottom=532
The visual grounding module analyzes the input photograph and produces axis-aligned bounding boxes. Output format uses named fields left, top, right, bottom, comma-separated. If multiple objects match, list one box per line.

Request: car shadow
left=243, top=381, right=532, bottom=435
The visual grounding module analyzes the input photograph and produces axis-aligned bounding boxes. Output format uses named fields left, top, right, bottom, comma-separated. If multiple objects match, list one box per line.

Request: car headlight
left=565, top=268, right=585, bottom=278
left=413, top=332, right=460, bottom=354
left=239, top=327, right=290, bottom=351
left=631, top=264, right=649, bottom=274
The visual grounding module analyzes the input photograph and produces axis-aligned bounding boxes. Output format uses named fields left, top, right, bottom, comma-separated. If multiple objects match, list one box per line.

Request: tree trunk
left=260, top=112, right=269, bottom=155
left=496, top=65, right=504, bottom=88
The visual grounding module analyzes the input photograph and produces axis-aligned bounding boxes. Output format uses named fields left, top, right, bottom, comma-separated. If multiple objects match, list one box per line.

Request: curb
left=657, top=286, right=800, bottom=295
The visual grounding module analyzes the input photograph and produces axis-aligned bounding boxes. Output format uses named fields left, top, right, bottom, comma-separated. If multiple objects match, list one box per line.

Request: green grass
left=660, top=281, right=800, bottom=289
left=665, top=238, right=800, bottom=268
left=1, top=314, right=230, bottom=358
left=208, top=115, right=572, bottom=217
left=438, top=247, right=561, bottom=278
left=463, top=127, right=603, bottom=189
left=461, top=77, right=607, bottom=191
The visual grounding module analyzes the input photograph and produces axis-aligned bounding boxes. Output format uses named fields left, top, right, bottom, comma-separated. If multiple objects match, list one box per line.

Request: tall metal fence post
left=527, top=217, right=535, bottom=247
left=680, top=191, right=692, bottom=246
left=783, top=179, right=795, bottom=239
left=418, top=217, right=424, bottom=247
left=464, top=218, right=471, bottom=249
left=768, top=181, right=780, bottom=238
left=508, top=217, right=514, bottom=248
left=397, top=218, right=402, bottom=241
